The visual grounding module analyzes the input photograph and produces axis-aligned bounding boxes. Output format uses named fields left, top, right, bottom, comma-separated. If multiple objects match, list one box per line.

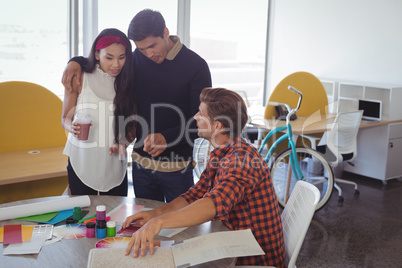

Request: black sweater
left=132, top=45, right=211, bottom=161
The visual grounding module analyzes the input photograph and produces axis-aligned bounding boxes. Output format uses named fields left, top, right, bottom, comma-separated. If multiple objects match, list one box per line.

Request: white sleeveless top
left=63, top=65, right=127, bottom=191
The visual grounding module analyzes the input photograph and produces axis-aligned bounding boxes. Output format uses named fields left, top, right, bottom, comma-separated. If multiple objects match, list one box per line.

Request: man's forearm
left=157, top=198, right=216, bottom=229
left=154, top=196, right=189, bottom=217
left=69, top=56, right=87, bottom=70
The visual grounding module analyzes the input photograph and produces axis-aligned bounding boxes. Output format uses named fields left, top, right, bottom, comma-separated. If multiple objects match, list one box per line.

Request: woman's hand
left=109, top=143, right=126, bottom=159
left=70, top=122, right=79, bottom=138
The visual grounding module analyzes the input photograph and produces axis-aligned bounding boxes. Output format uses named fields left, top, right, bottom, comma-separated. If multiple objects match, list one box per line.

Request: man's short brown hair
left=200, top=87, right=248, bottom=138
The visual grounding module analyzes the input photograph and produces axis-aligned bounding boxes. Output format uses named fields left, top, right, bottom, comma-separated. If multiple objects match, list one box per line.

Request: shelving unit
left=319, top=80, right=402, bottom=184
left=320, top=79, right=338, bottom=113
left=337, top=82, right=402, bottom=121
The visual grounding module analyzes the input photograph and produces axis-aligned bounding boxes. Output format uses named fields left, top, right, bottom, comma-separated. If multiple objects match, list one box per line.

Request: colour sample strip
left=95, top=237, right=131, bottom=248
left=3, top=225, right=22, bottom=244
left=1, top=226, right=35, bottom=243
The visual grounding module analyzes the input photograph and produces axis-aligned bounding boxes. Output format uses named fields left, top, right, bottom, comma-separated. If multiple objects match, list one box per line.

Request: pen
left=83, top=217, right=97, bottom=224
left=83, top=216, right=111, bottom=225
left=78, top=213, right=97, bottom=223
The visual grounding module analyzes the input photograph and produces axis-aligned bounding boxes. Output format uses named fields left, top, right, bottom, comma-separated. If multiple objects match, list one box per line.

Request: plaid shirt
left=181, top=137, right=285, bottom=267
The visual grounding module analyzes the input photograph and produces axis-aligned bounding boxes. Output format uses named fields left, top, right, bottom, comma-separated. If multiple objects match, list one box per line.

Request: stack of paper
left=1, top=224, right=54, bottom=255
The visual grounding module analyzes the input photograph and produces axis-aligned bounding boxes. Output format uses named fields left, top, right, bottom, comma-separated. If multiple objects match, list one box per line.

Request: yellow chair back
left=264, top=72, right=329, bottom=156
left=0, top=81, right=66, bottom=153
left=265, top=71, right=328, bottom=120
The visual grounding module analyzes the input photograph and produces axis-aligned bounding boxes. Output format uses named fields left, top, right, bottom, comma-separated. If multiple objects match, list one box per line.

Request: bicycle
left=257, top=85, right=334, bottom=211
left=193, top=86, right=334, bottom=211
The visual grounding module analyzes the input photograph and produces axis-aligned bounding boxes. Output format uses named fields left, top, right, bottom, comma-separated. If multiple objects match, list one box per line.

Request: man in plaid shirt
left=124, top=87, right=285, bottom=267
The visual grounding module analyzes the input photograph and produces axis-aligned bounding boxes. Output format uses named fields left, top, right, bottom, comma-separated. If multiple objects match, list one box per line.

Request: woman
left=62, top=28, right=136, bottom=196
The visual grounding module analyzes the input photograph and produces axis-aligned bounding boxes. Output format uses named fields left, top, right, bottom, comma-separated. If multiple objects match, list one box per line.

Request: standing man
left=62, top=9, right=212, bottom=202
left=123, top=88, right=286, bottom=267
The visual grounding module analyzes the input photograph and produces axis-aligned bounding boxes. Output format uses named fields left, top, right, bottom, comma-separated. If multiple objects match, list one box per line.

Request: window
left=0, top=0, right=69, bottom=98
left=190, top=0, right=268, bottom=112
left=1, top=0, right=269, bottom=107
left=98, top=0, right=177, bottom=40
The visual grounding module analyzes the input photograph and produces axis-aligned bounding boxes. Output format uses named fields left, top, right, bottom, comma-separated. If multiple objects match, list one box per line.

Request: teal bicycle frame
left=258, top=87, right=304, bottom=181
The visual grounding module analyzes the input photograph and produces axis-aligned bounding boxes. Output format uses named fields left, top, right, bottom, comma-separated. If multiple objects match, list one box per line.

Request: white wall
left=268, top=0, right=402, bottom=92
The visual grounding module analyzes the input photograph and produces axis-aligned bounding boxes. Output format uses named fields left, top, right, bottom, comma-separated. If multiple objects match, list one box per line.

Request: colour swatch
left=53, top=224, right=86, bottom=239
left=95, top=237, right=131, bottom=249
left=116, top=223, right=142, bottom=237
left=3, top=225, right=22, bottom=244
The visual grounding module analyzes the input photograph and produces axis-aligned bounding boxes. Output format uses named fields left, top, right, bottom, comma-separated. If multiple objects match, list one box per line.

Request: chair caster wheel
left=338, top=196, right=344, bottom=203
left=354, top=190, right=360, bottom=196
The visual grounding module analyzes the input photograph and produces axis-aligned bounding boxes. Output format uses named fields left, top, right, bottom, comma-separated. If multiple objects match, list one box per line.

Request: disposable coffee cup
left=74, top=116, right=92, bottom=141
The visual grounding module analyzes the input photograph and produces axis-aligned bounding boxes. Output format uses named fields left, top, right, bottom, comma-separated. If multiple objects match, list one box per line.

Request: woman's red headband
left=96, top=36, right=127, bottom=50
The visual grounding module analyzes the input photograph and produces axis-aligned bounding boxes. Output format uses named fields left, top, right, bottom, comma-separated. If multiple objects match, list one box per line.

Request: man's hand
left=125, top=218, right=162, bottom=258
left=61, top=61, right=83, bottom=93
left=123, top=210, right=160, bottom=257
left=143, top=133, right=167, bottom=157
left=122, top=210, right=157, bottom=229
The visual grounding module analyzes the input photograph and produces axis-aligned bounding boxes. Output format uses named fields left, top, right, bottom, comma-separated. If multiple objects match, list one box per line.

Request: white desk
left=0, top=196, right=236, bottom=267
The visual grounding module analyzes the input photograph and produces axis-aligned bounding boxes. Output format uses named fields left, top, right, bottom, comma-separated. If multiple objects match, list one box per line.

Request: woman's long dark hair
left=86, top=28, right=136, bottom=146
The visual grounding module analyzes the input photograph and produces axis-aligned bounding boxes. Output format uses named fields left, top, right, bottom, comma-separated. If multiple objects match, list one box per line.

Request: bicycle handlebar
left=267, top=86, right=303, bottom=120
left=288, top=85, right=303, bottom=113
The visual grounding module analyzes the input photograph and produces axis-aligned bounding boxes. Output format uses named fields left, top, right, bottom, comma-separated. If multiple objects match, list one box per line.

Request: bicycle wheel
left=193, top=138, right=213, bottom=179
left=270, top=147, right=334, bottom=211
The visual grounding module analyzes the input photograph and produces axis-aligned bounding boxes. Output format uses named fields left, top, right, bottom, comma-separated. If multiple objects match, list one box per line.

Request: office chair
left=236, top=180, right=320, bottom=268
left=0, top=81, right=67, bottom=152
left=316, top=110, right=363, bottom=202
left=0, top=81, right=68, bottom=202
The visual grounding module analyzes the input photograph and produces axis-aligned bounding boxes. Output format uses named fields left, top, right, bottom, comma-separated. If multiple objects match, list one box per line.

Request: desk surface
left=0, top=146, right=67, bottom=185
left=0, top=196, right=236, bottom=268
left=251, top=114, right=402, bottom=135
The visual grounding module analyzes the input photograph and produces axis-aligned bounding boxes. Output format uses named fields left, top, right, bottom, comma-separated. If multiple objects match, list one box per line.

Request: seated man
left=123, top=87, right=285, bottom=267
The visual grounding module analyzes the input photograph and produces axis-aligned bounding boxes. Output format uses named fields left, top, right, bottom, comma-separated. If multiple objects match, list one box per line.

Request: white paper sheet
left=2, top=236, right=47, bottom=255
left=171, top=229, right=264, bottom=268
left=0, top=195, right=91, bottom=221
left=2, top=227, right=50, bottom=256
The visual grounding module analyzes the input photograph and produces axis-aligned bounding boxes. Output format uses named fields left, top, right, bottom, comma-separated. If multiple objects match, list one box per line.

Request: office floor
left=127, top=169, right=402, bottom=268
left=297, top=173, right=402, bottom=268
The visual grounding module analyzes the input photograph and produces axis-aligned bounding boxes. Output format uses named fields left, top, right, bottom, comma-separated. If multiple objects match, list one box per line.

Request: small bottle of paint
left=96, top=220, right=106, bottom=239
left=73, top=207, right=82, bottom=221
left=106, top=221, right=116, bottom=237
left=86, top=222, right=95, bottom=238
left=96, top=205, right=106, bottom=221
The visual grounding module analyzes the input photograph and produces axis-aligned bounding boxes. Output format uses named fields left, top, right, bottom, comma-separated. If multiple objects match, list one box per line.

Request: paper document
left=2, top=236, right=47, bottom=255
left=171, top=229, right=264, bottom=268
left=107, top=203, right=145, bottom=223
left=2, top=225, right=53, bottom=255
